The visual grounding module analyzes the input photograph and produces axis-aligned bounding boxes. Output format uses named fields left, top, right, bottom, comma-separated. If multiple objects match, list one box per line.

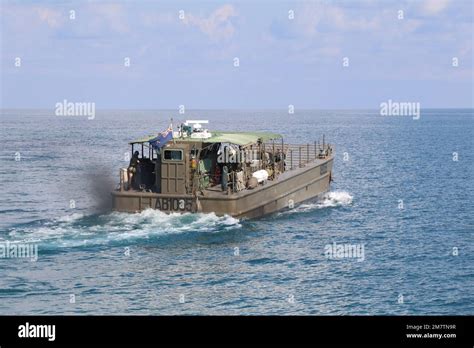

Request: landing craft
left=111, top=120, right=334, bottom=218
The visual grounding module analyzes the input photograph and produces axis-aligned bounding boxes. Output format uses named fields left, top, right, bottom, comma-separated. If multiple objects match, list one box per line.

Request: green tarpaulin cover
left=130, top=131, right=282, bottom=146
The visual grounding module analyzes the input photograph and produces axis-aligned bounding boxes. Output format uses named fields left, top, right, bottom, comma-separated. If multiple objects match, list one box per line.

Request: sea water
left=0, top=109, right=472, bottom=314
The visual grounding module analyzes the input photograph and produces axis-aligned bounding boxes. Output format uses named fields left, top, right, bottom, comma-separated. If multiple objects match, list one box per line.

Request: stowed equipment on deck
left=113, top=120, right=333, bottom=216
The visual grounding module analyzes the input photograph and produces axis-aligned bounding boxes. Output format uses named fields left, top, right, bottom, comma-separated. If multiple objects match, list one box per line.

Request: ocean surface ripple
left=0, top=109, right=472, bottom=315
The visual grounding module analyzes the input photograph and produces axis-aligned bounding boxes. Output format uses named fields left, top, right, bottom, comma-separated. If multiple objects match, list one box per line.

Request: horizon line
left=1, top=107, right=473, bottom=111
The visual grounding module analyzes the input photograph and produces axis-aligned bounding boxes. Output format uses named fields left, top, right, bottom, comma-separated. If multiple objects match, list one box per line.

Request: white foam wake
left=281, top=191, right=353, bottom=214
left=315, top=191, right=353, bottom=208
left=4, top=209, right=241, bottom=248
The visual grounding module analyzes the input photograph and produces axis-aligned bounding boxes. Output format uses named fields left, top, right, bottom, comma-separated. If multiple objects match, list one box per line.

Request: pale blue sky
left=1, top=0, right=473, bottom=109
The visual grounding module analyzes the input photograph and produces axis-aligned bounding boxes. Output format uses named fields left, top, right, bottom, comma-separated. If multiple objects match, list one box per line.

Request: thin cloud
left=420, top=0, right=451, bottom=15
left=91, top=3, right=130, bottom=33
left=183, top=4, right=238, bottom=41
left=36, top=7, right=65, bottom=28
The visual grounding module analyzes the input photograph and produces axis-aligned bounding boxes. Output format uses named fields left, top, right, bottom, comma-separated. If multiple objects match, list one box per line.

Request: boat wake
left=2, top=192, right=351, bottom=249
left=279, top=191, right=353, bottom=215
left=2, top=209, right=241, bottom=249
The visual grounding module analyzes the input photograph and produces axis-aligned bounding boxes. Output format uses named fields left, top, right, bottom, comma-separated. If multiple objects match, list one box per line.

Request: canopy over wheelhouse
left=129, top=131, right=282, bottom=146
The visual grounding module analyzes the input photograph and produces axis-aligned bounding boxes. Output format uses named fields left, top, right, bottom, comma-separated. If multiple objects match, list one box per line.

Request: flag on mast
left=149, top=124, right=173, bottom=150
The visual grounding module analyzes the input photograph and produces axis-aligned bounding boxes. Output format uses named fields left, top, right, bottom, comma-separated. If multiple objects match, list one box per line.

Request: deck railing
left=184, top=138, right=333, bottom=194
left=263, top=140, right=332, bottom=171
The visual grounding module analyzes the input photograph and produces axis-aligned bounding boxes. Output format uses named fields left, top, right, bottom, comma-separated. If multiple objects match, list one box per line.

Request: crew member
left=127, top=151, right=140, bottom=190
left=275, top=148, right=286, bottom=171
left=221, top=165, right=228, bottom=191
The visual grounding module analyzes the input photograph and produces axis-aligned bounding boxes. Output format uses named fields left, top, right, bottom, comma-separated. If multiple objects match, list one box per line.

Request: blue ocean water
left=0, top=109, right=473, bottom=315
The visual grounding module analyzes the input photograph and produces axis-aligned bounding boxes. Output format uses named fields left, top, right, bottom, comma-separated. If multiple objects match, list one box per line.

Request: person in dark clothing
left=127, top=151, right=140, bottom=190
left=275, top=148, right=286, bottom=172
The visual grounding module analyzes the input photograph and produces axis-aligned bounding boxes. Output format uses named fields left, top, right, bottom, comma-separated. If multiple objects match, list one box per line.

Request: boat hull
left=112, top=157, right=333, bottom=219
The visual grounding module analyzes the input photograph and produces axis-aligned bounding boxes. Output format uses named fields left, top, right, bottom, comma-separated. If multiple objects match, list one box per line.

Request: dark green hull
left=112, top=156, right=333, bottom=219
